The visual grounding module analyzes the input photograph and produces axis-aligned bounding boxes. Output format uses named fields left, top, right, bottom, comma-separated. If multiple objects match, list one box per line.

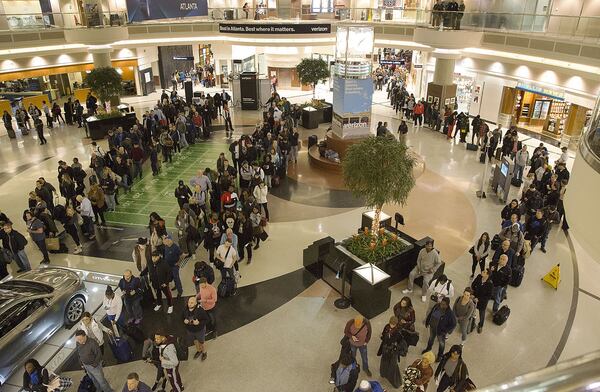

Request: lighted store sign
left=516, top=82, right=565, bottom=101
left=218, top=23, right=331, bottom=34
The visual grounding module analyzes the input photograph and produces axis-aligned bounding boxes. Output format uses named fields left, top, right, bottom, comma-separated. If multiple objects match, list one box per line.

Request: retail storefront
left=499, top=83, right=592, bottom=141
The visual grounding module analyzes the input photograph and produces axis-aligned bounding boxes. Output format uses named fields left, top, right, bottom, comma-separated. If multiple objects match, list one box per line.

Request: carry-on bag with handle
left=493, top=305, right=511, bottom=325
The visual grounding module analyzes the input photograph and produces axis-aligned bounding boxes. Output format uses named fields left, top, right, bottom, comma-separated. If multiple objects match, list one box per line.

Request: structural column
left=426, top=49, right=460, bottom=112
left=89, top=46, right=113, bottom=68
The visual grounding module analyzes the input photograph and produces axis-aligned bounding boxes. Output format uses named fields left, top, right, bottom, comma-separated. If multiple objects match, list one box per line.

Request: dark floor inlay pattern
left=269, top=176, right=363, bottom=208
left=60, top=268, right=316, bottom=370
left=0, top=156, right=54, bottom=186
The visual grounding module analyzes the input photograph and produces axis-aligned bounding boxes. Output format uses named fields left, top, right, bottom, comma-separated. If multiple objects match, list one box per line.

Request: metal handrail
left=478, top=351, right=600, bottom=392
left=579, top=95, right=600, bottom=175
left=0, top=9, right=599, bottom=42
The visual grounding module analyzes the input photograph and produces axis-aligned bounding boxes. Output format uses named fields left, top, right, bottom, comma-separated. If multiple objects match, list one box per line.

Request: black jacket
left=471, top=275, right=493, bottom=311
left=1, top=229, right=28, bottom=252
left=425, top=305, right=457, bottom=336
left=435, top=354, right=468, bottom=392
left=490, top=262, right=512, bottom=287
left=148, top=258, right=172, bottom=287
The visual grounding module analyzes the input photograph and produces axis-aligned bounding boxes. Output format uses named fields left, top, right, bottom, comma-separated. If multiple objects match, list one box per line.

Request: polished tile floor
left=0, top=86, right=596, bottom=391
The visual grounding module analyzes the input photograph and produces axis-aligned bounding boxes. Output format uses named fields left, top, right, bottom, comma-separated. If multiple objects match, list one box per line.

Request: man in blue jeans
left=344, top=316, right=372, bottom=377
left=490, top=254, right=512, bottom=312
left=423, top=297, right=456, bottom=360
left=75, top=330, right=114, bottom=392
left=514, top=145, right=530, bottom=182
left=163, top=236, right=183, bottom=298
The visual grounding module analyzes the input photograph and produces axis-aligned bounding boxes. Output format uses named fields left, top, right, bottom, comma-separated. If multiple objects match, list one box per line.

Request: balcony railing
left=580, top=96, right=600, bottom=175
left=0, top=9, right=599, bottom=43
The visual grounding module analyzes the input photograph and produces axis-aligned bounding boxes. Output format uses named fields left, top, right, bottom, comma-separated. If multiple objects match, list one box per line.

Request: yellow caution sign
left=542, top=264, right=561, bottom=290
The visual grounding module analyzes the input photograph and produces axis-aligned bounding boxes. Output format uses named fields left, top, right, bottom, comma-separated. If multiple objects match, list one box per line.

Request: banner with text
left=219, top=23, right=331, bottom=34
left=127, top=0, right=208, bottom=22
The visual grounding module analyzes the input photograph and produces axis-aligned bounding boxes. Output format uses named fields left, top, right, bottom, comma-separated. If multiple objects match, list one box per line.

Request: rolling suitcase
left=466, top=143, right=478, bottom=151
left=218, top=271, right=236, bottom=298
left=493, top=305, right=510, bottom=325
left=108, top=329, right=133, bottom=363
left=491, top=234, right=501, bottom=251
left=6, top=127, right=16, bottom=139
left=479, top=152, right=486, bottom=163
left=510, top=264, right=524, bottom=287
left=308, top=135, right=318, bottom=149
left=511, top=177, right=522, bottom=187
left=271, top=175, right=280, bottom=187
left=122, top=323, right=145, bottom=343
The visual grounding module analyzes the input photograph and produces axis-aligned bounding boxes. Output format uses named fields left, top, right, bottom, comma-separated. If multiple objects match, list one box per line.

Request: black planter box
left=85, top=113, right=137, bottom=140
left=322, top=103, right=333, bottom=123
left=302, top=107, right=320, bottom=129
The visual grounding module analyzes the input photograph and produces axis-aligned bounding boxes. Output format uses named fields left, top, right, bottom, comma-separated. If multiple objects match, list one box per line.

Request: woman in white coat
left=253, top=181, right=269, bottom=221
left=79, top=311, right=113, bottom=354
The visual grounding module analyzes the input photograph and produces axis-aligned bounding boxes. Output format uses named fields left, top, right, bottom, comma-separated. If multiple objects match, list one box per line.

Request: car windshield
left=0, top=280, right=54, bottom=296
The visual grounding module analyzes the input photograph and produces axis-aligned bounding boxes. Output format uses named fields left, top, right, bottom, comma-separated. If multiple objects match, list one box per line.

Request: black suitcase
left=466, top=143, right=478, bottom=151
left=495, top=147, right=502, bottom=161
left=6, top=127, right=16, bottom=138
left=510, top=264, right=524, bottom=287
left=479, top=152, right=486, bottom=163
left=122, top=324, right=145, bottom=343
left=511, top=177, right=522, bottom=187
left=218, top=276, right=236, bottom=298
left=491, top=234, right=501, bottom=251
left=493, top=305, right=510, bottom=325
left=308, top=135, right=318, bottom=149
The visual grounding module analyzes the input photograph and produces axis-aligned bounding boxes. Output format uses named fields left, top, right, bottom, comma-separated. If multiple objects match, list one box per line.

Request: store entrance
left=499, top=85, right=591, bottom=143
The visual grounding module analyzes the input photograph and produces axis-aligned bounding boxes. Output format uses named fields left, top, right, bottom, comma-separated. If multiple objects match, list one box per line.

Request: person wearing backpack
left=155, top=331, right=184, bottom=392
left=183, top=296, right=210, bottom=360
left=425, top=274, right=455, bottom=314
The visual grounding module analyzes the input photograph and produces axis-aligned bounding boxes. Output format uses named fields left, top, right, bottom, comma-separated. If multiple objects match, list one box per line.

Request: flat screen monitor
left=500, top=162, right=509, bottom=177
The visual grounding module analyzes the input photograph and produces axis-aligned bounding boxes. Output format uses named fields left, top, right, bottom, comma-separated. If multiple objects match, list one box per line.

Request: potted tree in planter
left=296, top=57, right=330, bottom=98
left=85, top=66, right=122, bottom=113
left=342, top=134, right=416, bottom=259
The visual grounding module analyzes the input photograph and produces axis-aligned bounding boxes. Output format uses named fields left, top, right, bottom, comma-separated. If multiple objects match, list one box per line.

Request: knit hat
left=137, top=237, right=147, bottom=245
left=359, top=380, right=371, bottom=391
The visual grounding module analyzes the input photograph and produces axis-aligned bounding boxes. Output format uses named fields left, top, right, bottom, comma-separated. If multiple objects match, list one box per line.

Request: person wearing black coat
left=174, top=180, right=193, bottom=209
left=423, top=297, right=457, bottom=360
left=22, top=358, right=50, bottom=392
left=500, top=199, right=521, bottom=223
left=376, top=316, right=406, bottom=388
left=471, top=268, right=493, bottom=333
left=330, top=353, right=359, bottom=392
left=148, top=251, right=173, bottom=312
left=490, top=255, right=512, bottom=313
left=1, top=221, right=31, bottom=272
left=434, top=345, right=469, bottom=392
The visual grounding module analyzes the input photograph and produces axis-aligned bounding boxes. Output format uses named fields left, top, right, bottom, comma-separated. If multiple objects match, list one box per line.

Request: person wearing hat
left=132, top=237, right=152, bottom=294
left=498, top=222, right=524, bottom=255
left=355, top=379, right=384, bottom=392
left=434, top=345, right=469, bottom=392
left=174, top=180, right=193, bottom=209
left=103, top=286, right=123, bottom=328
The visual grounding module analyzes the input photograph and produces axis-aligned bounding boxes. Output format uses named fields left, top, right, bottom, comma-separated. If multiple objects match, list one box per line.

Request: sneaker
left=364, top=369, right=372, bottom=377
left=541, top=247, right=547, bottom=253
left=201, top=352, right=207, bottom=361
left=16, top=269, right=24, bottom=273
left=88, top=235, right=96, bottom=240
left=154, top=305, right=162, bottom=311
left=193, top=351, right=201, bottom=360
left=402, top=289, right=412, bottom=294
left=253, top=244, right=259, bottom=250
left=167, top=306, right=173, bottom=314
left=421, top=295, right=427, bottom=302
left=477, top=325, right=482, bottom=334
left=247, top=259, right=252, bottom=265
left=73, top=246, right=82, bottom=254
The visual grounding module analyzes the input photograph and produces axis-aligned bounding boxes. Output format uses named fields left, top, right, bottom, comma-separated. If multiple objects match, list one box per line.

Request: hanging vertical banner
left=126, top=0, right=209, bottom=22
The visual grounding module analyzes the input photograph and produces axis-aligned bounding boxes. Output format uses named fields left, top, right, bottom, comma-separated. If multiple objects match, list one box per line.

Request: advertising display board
left=126, top=0, right=208, bottom=22
left=219, top=23, right=331, bottom=34
left=332, top=77, right=373, bottom=115
left=240, top=72, right=258, bottom=110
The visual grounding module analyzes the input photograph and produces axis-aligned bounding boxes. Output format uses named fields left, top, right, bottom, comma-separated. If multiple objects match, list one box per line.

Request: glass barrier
left=0, top=8, right=598, bottom=42
left=581, top=96, right=600, bottom=174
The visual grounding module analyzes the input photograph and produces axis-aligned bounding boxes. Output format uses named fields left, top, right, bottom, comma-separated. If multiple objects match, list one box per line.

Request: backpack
left=222, top=192, right=232, bottom=205
left=194, top=262, right=215, bottom=284
left=163, top=337, right=188, bottom=361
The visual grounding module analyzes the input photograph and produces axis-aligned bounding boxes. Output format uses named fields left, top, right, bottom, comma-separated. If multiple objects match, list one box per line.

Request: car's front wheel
left=64, top=296, right=85, bottom=325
